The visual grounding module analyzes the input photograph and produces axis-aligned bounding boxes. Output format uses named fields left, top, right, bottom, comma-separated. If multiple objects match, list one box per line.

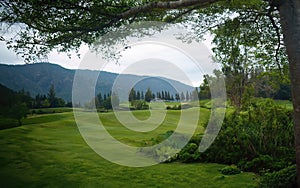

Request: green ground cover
left=0, top=109, right=258, bottom=187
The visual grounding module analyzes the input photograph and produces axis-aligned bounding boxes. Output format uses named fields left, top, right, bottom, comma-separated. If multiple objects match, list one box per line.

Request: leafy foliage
left=160, top=98, right=294, bottom=182
left=0, top=84, right=30, bottom=127
left=260, top=165, right=297, bottom=188
left=220, top=166, right=241, bottom=175
left=131, top=100, right=149, bottom=110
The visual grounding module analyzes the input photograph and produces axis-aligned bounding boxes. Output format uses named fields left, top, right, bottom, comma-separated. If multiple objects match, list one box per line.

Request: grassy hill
left=0, top=108, right=258, bottom=187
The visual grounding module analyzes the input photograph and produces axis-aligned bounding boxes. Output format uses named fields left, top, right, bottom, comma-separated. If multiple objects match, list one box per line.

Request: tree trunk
left=278, top=0, right=300, bottom=186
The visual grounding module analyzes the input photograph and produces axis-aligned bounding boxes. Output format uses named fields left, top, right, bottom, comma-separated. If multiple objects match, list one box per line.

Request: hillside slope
left=0, top=63, right=193, bottom=102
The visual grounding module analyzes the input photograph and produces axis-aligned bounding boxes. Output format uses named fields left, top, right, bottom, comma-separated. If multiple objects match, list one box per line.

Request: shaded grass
left=0, top=116, right=19, bottom=130
left=0, top=110, right=258, bottom=187
left=29, top=107, right=73, bottom=115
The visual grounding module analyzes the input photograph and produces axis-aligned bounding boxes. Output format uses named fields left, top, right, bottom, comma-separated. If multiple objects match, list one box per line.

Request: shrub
left=220, top=166, right=241, bottom=175
left=166, top=105, right=181, bottom=110
left=169, top=99, right=294, bottom=174
left=202, top=99, right=294, bottom=166
left=241, top=155, right=273, bottom=173
left=260, top=165, right=296, bottom=188
left=178, top=143, right=200, bottom=163
left=131, top=100, right=148, bottom=110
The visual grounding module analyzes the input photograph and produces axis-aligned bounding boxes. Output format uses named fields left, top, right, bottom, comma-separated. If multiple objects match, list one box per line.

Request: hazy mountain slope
left=0, top=63, right=194, bottom=102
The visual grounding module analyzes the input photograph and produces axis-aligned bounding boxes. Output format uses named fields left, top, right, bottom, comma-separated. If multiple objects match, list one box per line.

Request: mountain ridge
left=0, top=63, right=194, bottom=102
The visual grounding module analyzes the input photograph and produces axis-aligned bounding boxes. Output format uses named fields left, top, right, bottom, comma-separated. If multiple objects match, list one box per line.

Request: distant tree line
left=0, top=83, right=71, bottom=129
left=85, top=91, right=120, bottom=111
left=0, top=84, right=65, bottom=128
left=198, top=69, right=292, bottom=107
left=128, top=87, right=201, bottom=103
left=33, top=84, right=71, bottom=108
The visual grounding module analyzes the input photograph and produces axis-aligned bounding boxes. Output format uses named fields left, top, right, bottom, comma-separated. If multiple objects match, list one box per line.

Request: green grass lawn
left=97, top=108, right=209, bottom=146
left=0, top=109, right=258, bottom=187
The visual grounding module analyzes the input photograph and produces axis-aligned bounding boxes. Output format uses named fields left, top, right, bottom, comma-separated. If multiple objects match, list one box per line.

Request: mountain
left=0, top=63, right=194, bottom=102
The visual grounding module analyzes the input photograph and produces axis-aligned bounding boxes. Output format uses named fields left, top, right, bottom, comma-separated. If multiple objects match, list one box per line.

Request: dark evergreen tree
left=175, top=93, right=180, bottom=101
left=141, top=91, right=144, bottom=100
left=186, top=91, right=190, bottom=101
left=145, top=88, right=153, bottom=102
left=97, top=93, right=103, bottom=107
left=129, top=88, right=136, bottom=102
left=136, top=91, right=141, bottom=100
left=180, top=92, right=185, bottom=101
left=47, top=84, right=57, bottom=107
left=157, top=92, right=161, bottom=99
left=171, top=95, right=174, bottom=101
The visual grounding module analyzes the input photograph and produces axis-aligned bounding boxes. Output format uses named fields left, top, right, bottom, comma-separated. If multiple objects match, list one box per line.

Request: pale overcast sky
left=0, top=25, right=218, bottom=87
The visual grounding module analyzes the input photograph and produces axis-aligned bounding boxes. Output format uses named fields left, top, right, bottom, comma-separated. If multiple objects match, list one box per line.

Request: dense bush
left=166, top=99, right=294, bottom=179
left=239, top=155, right=274, bottom=173
left=166, top=105, right=181, bottom=110
left=131, top=100, right=149, bottom=110
left=220, top=166, right=241, bottom=175
left=178, top=143, right=200, bottom=163
left=260, top=165, right=296, bottom=188
left=144, top=99, right=295, bottom=186
left=201, top=99, right=294, bottom=166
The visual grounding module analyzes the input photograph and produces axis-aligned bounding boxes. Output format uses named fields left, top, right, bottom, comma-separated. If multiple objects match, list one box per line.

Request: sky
left=0, top=25, right=219, bottom=87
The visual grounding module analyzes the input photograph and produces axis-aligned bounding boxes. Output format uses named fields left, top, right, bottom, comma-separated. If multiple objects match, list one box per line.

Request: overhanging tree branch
left=267, top=5, right=282, bottom=73
left=119, top=0, right=220, bottom=19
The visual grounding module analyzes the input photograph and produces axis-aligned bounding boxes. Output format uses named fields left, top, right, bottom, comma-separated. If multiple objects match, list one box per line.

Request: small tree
left=180, top=92, right=185, bottom=101
left=47, top=84, right=57, bottom=108
left=186, top=91, right=190, bottom=101
left=129, top=88, right=136, bottom=102
left=145, top=88, right=153, bottom=102
left=8, top=103, right=28, bottom=125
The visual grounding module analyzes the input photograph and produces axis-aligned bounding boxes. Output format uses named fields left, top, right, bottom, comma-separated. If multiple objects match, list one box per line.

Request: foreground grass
left=97, top=108, right=209, bottom=146
left=0, top=110, right=258, bottom=187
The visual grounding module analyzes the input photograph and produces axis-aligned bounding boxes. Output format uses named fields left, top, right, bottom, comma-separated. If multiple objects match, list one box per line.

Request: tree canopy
left=0, top=0, right=286, bottom=65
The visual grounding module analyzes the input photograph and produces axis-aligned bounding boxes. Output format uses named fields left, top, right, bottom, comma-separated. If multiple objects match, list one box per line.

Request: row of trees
left=0, top=83, right=72, bottom=128
left=129, top=88, right=201, bottom=103
left=199, top=68, right=292, bottom=109
left=85, top=91, right=120, bottom=111
left=33, top=84, right=70, bottom=108
left=129, top=88, right=176, bottom=102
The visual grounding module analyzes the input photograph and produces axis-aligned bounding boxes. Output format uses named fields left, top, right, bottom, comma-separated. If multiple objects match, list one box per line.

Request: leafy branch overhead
left=0, top=0, right=285, bottom=66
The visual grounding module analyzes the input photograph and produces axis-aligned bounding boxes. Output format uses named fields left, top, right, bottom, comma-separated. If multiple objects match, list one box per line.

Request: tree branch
left=267, top=5, right=282, bottom=73
left=166, top=4, right=204, bottom=23
left=119, top=0, right=220, bottom=19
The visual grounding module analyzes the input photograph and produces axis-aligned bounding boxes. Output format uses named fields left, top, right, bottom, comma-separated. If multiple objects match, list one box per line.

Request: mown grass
left=0, top=109, right=258, bottom=187
left=97, top=108, right=209, bottom=146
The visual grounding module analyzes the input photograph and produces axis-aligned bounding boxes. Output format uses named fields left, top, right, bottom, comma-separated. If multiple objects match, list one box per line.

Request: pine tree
left=145, top=88, right=153, bottom=102
left=180, top=92, right=185, bottom=101
left=47, top=84, right=57, bottom=107
left=186, top=91, right=190, bottom=101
